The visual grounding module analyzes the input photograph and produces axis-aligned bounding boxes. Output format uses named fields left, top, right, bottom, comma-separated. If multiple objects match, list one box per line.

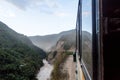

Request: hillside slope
left=0, top=21, right=46, bottom=80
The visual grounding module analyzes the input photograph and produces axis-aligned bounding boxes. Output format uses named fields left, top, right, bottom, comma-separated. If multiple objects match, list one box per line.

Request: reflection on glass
left=82, top=0, right=92, bottom=78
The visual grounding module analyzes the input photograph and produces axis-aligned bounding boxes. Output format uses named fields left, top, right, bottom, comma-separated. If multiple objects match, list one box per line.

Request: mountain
left=29, top=29, right=92, bottom=63
left=29, top=29, right=76, bottom=51
left=0, top=21, right=46, bottom=80
left=29, top=34, right=59, bottom=51
left=51, top=30, right=76, bottom=51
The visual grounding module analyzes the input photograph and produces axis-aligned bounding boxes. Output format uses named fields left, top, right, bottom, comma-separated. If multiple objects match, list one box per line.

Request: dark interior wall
left=103, top=0, right=120, bottom=17
left=104, top=31, right=120, bottom=80
left=102, top=0, right=120, bottom=80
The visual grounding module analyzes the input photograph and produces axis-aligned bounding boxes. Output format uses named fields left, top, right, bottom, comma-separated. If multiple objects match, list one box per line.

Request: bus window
left=82, top=0, right=92, bottom=78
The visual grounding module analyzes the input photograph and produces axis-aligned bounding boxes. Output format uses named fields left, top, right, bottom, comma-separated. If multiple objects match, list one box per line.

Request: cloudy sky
left=0, top=0, right=79, bottom=36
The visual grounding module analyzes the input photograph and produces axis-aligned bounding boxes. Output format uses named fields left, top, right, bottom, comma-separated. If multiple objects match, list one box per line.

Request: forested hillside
left=0, top=21, right=46, bottom=80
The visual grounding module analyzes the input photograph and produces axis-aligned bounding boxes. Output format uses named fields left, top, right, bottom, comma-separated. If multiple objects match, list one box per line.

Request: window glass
left=82, top=0, right=92, bottom=77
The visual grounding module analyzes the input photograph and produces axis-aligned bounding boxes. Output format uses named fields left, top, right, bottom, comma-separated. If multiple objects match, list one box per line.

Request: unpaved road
left=63, top=55, right=76, bottom=80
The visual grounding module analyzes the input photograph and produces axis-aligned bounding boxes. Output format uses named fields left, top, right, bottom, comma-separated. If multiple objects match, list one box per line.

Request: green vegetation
left=65, top=51, right=73, bottom=55
left=0, top=21, right=46, bottom=80
left=63, top=42, right=71, bottom=50
left=0, top=48, right=43, bottom=80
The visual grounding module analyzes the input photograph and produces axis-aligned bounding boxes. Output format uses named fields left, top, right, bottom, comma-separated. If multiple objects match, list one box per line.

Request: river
left=36, top=59, right=53, bottom=80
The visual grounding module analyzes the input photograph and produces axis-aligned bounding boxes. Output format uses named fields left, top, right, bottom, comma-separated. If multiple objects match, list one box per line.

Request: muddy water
left=36, top=59, right=53, bottom=80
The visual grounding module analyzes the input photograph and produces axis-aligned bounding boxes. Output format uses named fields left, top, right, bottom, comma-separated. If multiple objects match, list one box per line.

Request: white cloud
left=4, top=0, right=60, bottom=16
left=8, top=11, right=16, bottom=17
left=1, top=11, right=16, bottom=18
left=0, top=3, right=16, bottom=18
left=5, top=0, right=59, bottom=10
left=54, top=12, right=69, bottom=17
left=5, top=0, right=28, bottom=10
left=45, top=0, right=59, bottom=8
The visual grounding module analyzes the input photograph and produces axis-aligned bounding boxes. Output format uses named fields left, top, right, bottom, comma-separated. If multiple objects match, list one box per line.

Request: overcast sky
left=0, top=0, right=79, bottom=36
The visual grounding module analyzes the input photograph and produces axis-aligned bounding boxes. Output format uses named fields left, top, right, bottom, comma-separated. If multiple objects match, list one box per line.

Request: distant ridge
left=29, top=29, right=75, bottom=51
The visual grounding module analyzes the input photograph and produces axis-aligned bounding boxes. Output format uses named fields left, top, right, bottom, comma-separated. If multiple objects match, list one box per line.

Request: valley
left=0, top=21, right=92, bottom=80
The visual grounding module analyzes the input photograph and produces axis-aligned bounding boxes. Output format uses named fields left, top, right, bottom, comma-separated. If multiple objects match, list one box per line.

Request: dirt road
left=63, top=55, right=76, bottom=80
